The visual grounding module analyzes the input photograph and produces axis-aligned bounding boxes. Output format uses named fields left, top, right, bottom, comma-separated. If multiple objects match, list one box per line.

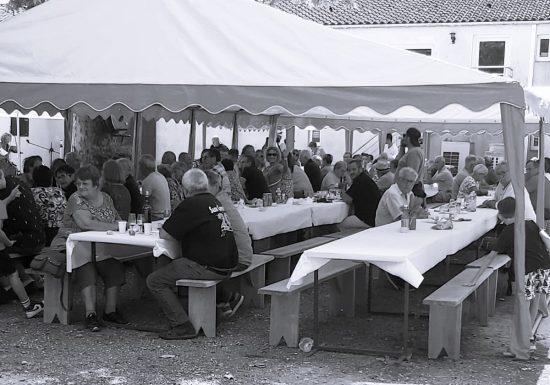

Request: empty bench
left=175, top=254, right=274, bottom=337
left=423, top=267, right=495, bottom=359
left=465, top=254, right=510, bottom=316
left=260, top=237, right=334, bottom=283
left=258, top=260, right=363, bottom=348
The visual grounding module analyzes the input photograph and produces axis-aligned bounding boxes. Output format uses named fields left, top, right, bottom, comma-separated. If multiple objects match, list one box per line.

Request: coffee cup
left=143, top=223, right=152, bottom=235
left=118, top=221, right=127, bottom=234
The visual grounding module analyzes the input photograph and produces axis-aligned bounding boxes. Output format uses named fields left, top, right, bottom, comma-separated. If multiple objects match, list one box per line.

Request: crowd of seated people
left=3, top=130, right=546, bottom=339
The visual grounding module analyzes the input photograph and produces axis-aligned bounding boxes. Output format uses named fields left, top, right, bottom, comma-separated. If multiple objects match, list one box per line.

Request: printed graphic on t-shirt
left=209, top=204, right=233, bottom=237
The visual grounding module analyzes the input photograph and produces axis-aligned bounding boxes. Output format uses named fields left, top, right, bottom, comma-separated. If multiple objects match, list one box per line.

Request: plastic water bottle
left=299, top=337, right=314, bottom=353
left=401, top=205, right=410, bottom=233
left=275, top=187, right=282, bottom=204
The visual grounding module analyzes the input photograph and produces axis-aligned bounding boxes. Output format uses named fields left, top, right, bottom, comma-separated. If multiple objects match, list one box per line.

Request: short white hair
left=398, top=167, right=418, bottom=181
left=182, top=169, right=208, bottom=196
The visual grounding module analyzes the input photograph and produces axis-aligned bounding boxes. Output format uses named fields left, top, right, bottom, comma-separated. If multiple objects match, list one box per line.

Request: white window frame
left=536, top=34, right=550, bottom=62
left=472, top=36, right=512, bottom=77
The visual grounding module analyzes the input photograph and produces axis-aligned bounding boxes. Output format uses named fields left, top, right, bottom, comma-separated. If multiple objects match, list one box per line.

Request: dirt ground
left=1, top=258, right=550, bottom=385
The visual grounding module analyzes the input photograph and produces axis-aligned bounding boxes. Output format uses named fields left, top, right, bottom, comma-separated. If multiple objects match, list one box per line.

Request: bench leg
left=269, top=294, right=300, bottom=347
left=241, top=266, right=266, bottom=308
left=476, top=280, right=490, bottom=326
left=428, top=303, right=462, bottom=360
left=43, top=274, right=71, bottom=325
left=328, top=271, right=355, bottom=318
left=188, top=286, right=216, bottom=337
left=487, top=271, right=498, bottom=316
left=268, top=258, right=291, bottom=283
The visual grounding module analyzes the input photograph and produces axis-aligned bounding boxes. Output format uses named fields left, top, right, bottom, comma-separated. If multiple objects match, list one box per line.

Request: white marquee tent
left=0, top=0, right=532, bottom=358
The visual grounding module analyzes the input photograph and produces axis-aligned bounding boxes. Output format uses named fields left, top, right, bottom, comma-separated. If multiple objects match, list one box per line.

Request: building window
left=443, top=151, right=460, bottom=176
left=537, top=35, right=550, bottom=61
left=478, top=41, right=506, bottom=75
left=407, top=48, right=432, bottom=56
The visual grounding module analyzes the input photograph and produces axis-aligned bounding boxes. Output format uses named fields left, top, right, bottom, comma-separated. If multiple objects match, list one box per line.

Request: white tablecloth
left=289, top=200, right=498, bottom=288
left=66, top=231, right=180, bottom=272
left=237, top=204, right=313, bottom=240
left=66, top=202, right=348, bottom=271
left=310, top=202, right=349, bottom=226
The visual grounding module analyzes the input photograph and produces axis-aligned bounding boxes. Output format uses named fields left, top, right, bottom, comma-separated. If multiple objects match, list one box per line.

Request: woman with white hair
left=459, top=164, right=488, bottom=196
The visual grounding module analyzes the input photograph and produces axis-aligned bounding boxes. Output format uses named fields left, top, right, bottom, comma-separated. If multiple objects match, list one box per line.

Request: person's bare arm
left=159, top=227, right=177, bottom=241
left=3, top=185, right=20, bottom=206
left=342, top=192, right=353, bottom=204
left=72, top=210, right=117, bottom=231
left=0, top=220, right=13, bottom=247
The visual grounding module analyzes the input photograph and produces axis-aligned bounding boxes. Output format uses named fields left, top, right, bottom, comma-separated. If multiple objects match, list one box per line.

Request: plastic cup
left=118, top=221, right=127, bottom=234
left=143, top=223, right=152, bottom=235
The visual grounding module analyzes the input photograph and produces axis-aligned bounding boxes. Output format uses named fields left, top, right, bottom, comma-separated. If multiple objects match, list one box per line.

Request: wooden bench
left=175, top=254, right=274, bottom=337
left=43, top=250, right=155, bottom=324
left=465, top=254, right=510, bottom=316
left=423, top=267, right=495, bottom=359
left=260, top=237, right=334, bottom=283
left=258, top=260, right=363, bottom=348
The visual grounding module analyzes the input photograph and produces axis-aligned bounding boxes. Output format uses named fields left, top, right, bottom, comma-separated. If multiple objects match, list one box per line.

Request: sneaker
left=85, top=313, right=102, bottom=332
left=227, top=293, right=244, bottom=317
left=103, top=310, right=129, bottom=325
left=24, top=301, right=44, bottom=319
left=159, top=322, right=197, bottom=340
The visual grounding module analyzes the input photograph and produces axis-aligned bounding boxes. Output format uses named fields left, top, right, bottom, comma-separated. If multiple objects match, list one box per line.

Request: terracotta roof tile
left=270, top=0, right=550, bottom=25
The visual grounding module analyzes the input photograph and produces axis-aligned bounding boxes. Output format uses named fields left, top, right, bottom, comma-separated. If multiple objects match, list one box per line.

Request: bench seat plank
left=259, top=237, right=334, bottom=259
left=423, top=268, right=494, bottom=307
left=258, top=260, right=362, bottom=296
left=176, top=254, right=274, bottom=288
left=465, top=254, right=510, bottom=269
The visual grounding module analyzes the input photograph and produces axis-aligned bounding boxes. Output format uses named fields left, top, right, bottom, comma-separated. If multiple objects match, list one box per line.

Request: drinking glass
left=128, top=213, right=136, bottom=226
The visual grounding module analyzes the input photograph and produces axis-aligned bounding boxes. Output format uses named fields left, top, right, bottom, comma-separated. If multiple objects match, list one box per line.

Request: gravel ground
left=1, top=263, right=549, bottom=385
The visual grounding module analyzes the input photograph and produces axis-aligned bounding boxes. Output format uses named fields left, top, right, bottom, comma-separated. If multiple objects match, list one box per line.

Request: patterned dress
left=31, top=187, right=67, bottom=246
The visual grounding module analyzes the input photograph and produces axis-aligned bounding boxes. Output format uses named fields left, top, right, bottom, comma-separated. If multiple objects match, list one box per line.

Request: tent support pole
left=537, top=118, right=545, bottom=228
left=188, top=109, right=196, bottom=160
left=231, top=112, right=239, bottom=149
left=286, top=126, right=295, bottom=152
left=378, top=130, right=386, bottom=157
left=132, top=112, right=143, bottom=174
left=202, top=123, right=207, bottom=151
left=500, top=102, right=530, bottom=360
left=268, top=115, right=279, bottom=147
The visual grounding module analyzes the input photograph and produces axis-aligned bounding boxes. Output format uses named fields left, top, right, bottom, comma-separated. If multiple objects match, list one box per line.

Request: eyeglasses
left=267, top=153, right=278, bottom=157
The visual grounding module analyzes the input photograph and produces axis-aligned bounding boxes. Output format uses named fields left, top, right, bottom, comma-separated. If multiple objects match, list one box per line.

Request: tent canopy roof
left=0, top=0, right=524, bottom=123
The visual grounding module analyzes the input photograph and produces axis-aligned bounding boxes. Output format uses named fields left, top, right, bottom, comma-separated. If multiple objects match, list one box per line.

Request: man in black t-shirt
left=238, top=155, right=269, bottom=200
left=340, top=160, right=381, bottom=229
left=146, top=169, right=238, bottom=340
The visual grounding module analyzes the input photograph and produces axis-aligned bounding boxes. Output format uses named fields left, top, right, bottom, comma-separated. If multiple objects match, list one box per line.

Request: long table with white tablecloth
left=65, top=201, right=349, bottom=272
left=288, top=201, right=498, bottom=289
left=237, top=201, right=348, bottom=240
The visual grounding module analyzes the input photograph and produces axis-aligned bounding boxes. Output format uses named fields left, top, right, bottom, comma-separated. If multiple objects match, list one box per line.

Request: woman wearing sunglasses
left=263, top=146, right=293, bottom=200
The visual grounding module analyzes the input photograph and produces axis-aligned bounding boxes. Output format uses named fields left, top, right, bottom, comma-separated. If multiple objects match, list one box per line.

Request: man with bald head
left=147, top=169, right=238, bottom=340
left=376, top=167, right=420, bottom=226
left=321, top=161, right=347, bottom=191
left=428, top=156, right=453, bottom=203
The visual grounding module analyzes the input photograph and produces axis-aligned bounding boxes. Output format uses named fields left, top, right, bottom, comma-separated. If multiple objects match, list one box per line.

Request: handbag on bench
left=30, top=249, right=66, bottom=279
